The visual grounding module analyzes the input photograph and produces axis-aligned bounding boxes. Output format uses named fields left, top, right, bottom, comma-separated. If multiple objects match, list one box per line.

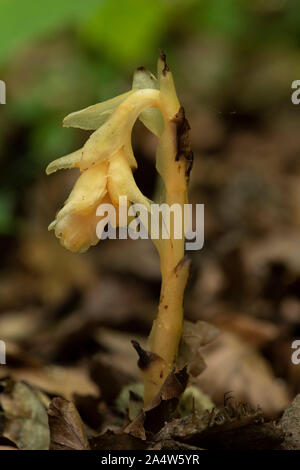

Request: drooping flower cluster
left=47, top=55, right=181, bottom=253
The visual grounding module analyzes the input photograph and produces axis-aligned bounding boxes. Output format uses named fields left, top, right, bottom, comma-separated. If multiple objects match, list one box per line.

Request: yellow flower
left=46, top=54, right=181, bottom=253
left=47, top=147, right=150, bottom=253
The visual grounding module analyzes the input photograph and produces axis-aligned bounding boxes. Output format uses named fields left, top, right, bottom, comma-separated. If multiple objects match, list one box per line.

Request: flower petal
left=123, top=138, right=137, bottom=169
left=63, top=90, right=135, bottom=130
left=46, top=148, right=82, bottom=175
left=54, top=206, right=100, bottom=253
left=81, top=89, right=160, bottom=169
left=57, top=162, right=108, bottom=219
left=53, top=164, right=110, bottom=253
left=132, top=67, right=158, bottom=90
left=132, top=67, right=164, bottom=137
left=107, top=150, right=151, bottom=210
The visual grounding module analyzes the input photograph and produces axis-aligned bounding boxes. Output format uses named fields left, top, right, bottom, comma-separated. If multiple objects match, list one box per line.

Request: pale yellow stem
left=143, top=118, right=190, bottom=405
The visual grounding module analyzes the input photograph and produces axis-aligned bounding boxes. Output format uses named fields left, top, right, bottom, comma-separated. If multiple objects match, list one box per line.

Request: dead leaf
left=125, top=367, right=189, bottom=439
left=280, top=394, right=300, bottom=450
left=213, top=313, right=279, bottom=348
left=154, top=399, right=283, bottom=450
left=48, top=397, right=90, bottom=450
left=90, top=430, right=146, bottom=450
left=149, top=439, right=202, bottom=450
left=196, top=332, right=290, bottom=417
left=0, top=365, right=98, bottom=401
left=22, top=366, right=97, bottom=400
left=0, top=378, right=50, bottom=450
left=177, top=320, right=220, bottom=376
left=0, top=309, right=43, bottom=343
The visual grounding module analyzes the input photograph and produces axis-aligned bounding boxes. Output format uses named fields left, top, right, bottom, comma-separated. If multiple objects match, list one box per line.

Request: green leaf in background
left=194, top=0, right=250, bottom=39
left=0, top=0, right=102, bottom=66
left=79, top=0, right=168, bottom=67
left=30, top=117, right=78, bottom=169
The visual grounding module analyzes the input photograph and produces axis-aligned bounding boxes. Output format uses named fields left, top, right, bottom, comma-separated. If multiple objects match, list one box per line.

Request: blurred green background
left=1, top=0, right=300, bottom=237
left=1, top=0, right=300, bottom=415
left=1, top=0, right=300, bottom=235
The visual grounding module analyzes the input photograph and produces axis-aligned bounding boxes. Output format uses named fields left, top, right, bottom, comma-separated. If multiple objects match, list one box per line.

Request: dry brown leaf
left=213, top=313, right=279, bottom=348
left=0, top=341, right=43, bottom=368
left=48, top=397, right=90, bottom=450
left=0, top=310, right=44, bottom=343
left=154, top=400, right=283, bottom=450
left=0, top=378, right=50, bottom=450
left=90, top=430, right=146, bottom=450
left=0, top=365, right=98, bottom=401
left=280, top=394, right=300, bottom=450
left=177, top=320, right=220, bottom=376
left=196, top=332, right=290, bottom=417
left=125, top=367, right=189, bottom=440
left=149, top=439, right=202, bottom=450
